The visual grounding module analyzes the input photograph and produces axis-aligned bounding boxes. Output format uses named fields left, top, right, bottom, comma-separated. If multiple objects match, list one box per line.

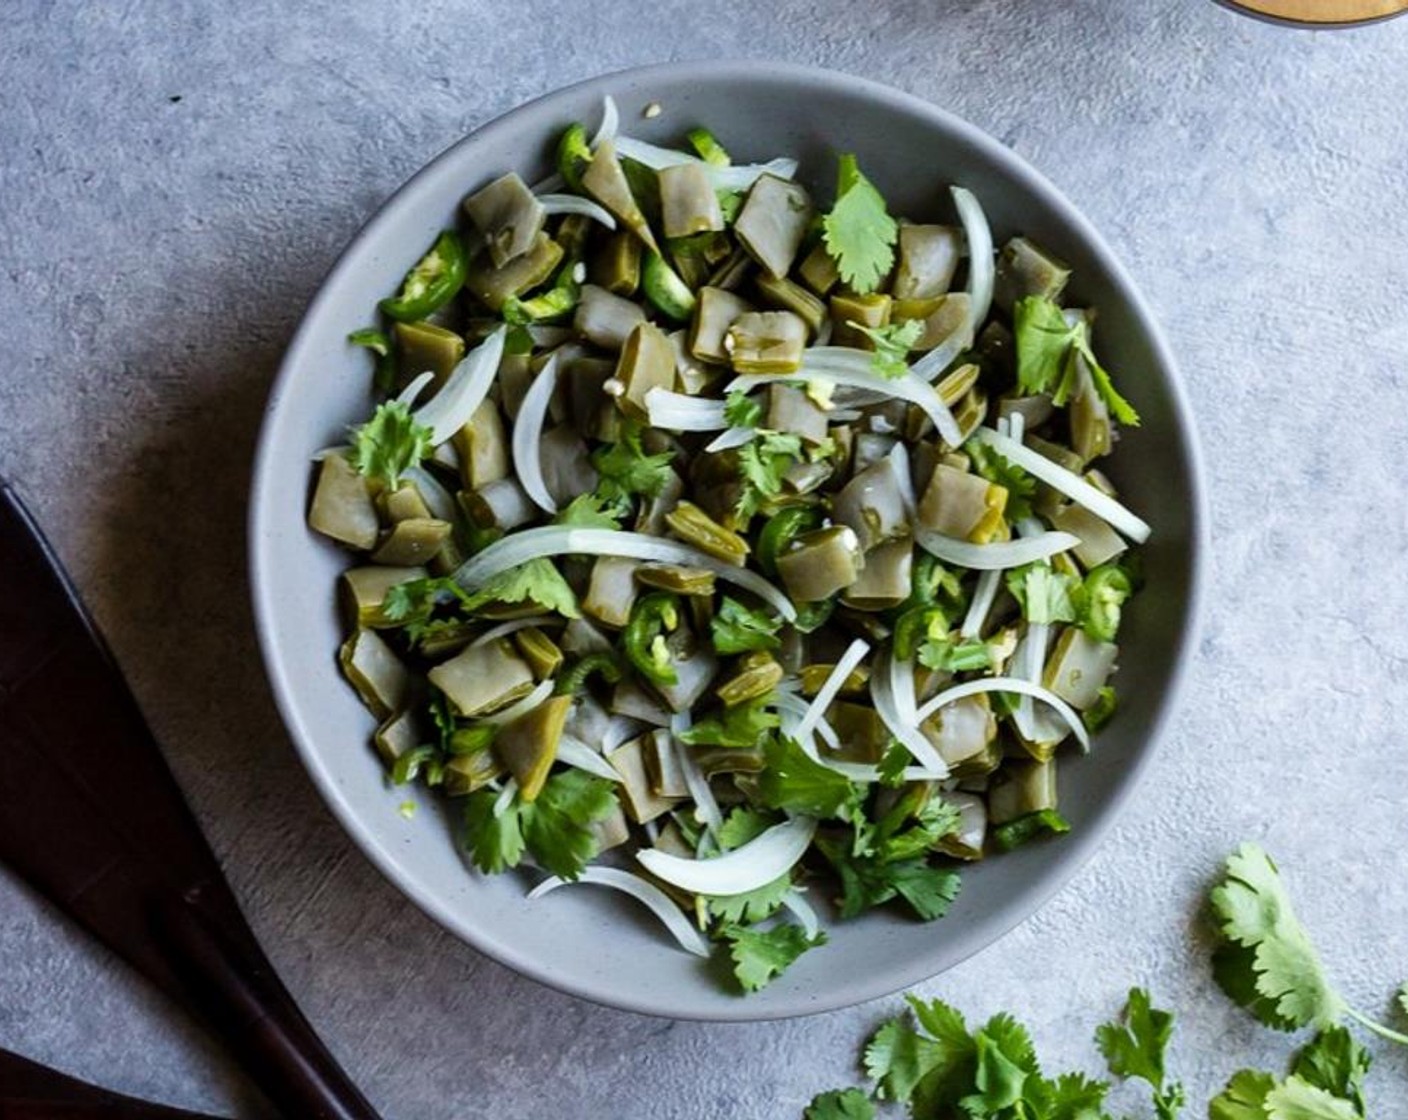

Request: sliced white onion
left=870, top=653, right=949, bottom=775
left=969, top=427, right=1150, bottom=543
left=395, top=371, right=436, bottom=408
left=590, top=94, right=620, bottom=150
left=743, top=354, right=963, bottom=448
left=556, top=735, right=623, bottom=782
left=913, top=674, right=1090, bottom=752
left=645, top=387, right=728, bottom=431
left=493, top=777, right=519, bottom=817
left=909, top=186, right=994, bottom=383
left=453, top=528, right=796, bottom=621
left=704, top=427, right=756, bottom=453
left=400, top=465, right=457, bottom=522
left=512, top=354, right=560, bottom=514
left=814, top=315, right=834, bottom=347
left=530, top=171, right=565, bottom=195
left=960, top=570, right=1002, bottom=639
left=481, top=679, right=554, bottom=727
left=796, top=639, right=869, bottom=745
left=413, top=327, right=507, bottom=446
left=781, top=889, right=820, bottom=939
left=636, top=816, right=816, bottom=895
left=536, top=193, right=617, bottom=229
left=528, top=866, right=709, bottom=957
left=914, top=528, right=1081, bottom=571
left=467, top=614, right=556, bottom=651
left=888, top=443, right=917, bottom=517
left=670, top=712, right=722, bottom=836
left=612, top=135, right=797, bottom=191
left=602, top=715, right=644, bottom=754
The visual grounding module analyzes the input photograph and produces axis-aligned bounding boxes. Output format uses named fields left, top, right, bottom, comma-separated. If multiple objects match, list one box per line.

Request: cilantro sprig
left=822, top=154, right=898, bottom=294
left=850, top=318, right=924, bottom=379
left=349, top=399, right=433, bottom=490
left=1012, top=295, right=1140, bottom=425
left=462, top=769, right=616, bottom=880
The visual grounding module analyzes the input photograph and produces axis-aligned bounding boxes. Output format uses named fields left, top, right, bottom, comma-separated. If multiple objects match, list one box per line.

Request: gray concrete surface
left=2, top=2, right=1407, bottom=1116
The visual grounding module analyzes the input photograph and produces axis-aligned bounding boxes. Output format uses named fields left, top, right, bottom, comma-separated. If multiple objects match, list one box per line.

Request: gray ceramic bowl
left=250, top=61, right=1205, bottom=1021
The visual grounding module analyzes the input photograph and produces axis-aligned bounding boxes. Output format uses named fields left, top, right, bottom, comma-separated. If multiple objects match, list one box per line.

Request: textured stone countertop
left=3, top=2, right=1407, bottom=1117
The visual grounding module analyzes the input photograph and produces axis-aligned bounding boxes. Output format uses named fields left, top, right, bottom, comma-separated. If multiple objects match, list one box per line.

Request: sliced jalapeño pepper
left=379, top=230, right=468, bottom=323
left=756, top=505, right=824, bottom=577
left=622, top=592, right=681, bottom=686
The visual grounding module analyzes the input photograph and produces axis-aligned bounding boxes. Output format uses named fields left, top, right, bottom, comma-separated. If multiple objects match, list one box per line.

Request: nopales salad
left=308, top=96, right=1148, bottom=993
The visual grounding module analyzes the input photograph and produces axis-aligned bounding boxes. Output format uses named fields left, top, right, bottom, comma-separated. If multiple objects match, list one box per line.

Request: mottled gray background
left=2, top=1, right=1407, bottom=1116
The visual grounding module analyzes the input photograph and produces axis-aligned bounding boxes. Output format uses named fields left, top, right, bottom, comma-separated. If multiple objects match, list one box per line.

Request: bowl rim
left=249, top=59, right=1208, bottom=1021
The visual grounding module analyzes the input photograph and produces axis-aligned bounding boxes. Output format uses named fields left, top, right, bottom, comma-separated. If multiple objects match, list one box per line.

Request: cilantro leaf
left=876, top=741, right=910, bottom=787
left=381, top=576, right=472, bottom=636
left=758, top=735, right=863, bottom=820
left=916, top=634, right=993, bottom=673
left=864, top=1015, right=966, bottom=1103
left=704, top=874, right=793, bottom=925
left=1096, top=988, right=1184, bottom=1120
left=710, top=596, right=783, bottom=654
left=1006, top=563, right=1079, bottom=625
left=716, top=806, right=780, bottom=850
left=822, top=154, right=897, bottom=294
left=462, top=770, right=615, bottom=880
left=1013, top=296, right=1140, bottom=425
left=875, top=796, right=963, bottom=863
left=1291, top=1028, right=1369, bottom=1116
left=991, top=809, right=1072, bottom=853
left=803, top=1088, right=875, bottom=1120
left=678, top=695, right=780, bottom=748
left=850, top=318, right=923, bottom=379
left=554, top=490, right=628, bottom=528
left=1209, top=1070, right=1278, bottom=1120
left=724, top=389, right=763, bottom=429
left=736, top=430, right=804, bottom=519
left=590, top=423, right=677, bottom=502
left=1209, top=843, right=1347, bottom=1031
left=818, top=838, right=962, bottom=921
left=460, top=557, right=580, bottom=618
left=1032, top=1071, right=1112, bottom=1119
left=968, top=439, right=1036, bottom=522
left=720, top=922, right=826, bottom=992
left=961, top=1025, right=1031, bottom=1113
left=1264, top=1076, right=1361, bottom=1120
left=349, top=400, right=434, bottom=490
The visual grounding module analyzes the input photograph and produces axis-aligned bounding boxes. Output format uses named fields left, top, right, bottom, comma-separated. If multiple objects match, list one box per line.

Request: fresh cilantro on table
left=1097, top=987, right=1186, bottom=1120
left=710, top=596, right=783, bottom=654
left=720, top=922, right=827, bottom=993
left=803, top=1088, right=876, bottom=1120
left=349, top=399, right=433, bottom=490
left=1012, top=295, right=1140, bottom=425
left=462, top=769, right=616, bottom=880
left=822, top=154, right=898, bottom=295
left=850, top=318, right=924, bottom=379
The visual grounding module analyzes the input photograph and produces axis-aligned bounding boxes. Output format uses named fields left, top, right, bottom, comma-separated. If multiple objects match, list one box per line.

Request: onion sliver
left=493, top=778, right=518, bottom=818
left=537, top=193, right=617, bottom=229
left=913, top=674, right=1090, bottom=752
left=796, top=639, right=869, bottom=745
left=870, top=653, right=949, bottom=775
left=969, top=427, right=1151, bottom=543
left=704, top=427, right=757, bottom=453
left=670, top=712, right=722, bottom=835
left=636, top=816, right=816, bottom=895
left=481, top=679, right=554, bottom=727
left=740, top=357, right=962, bottom=448
left=910, top=186, right=994, bottom=384
left=413, top=326, right=506, bottom=446
left=453, top=528, right=796, bottom=621
left=612, top=136, right=797, bottom=191
left=645, top=387, right=728, bottom=431
left=960, top=569, right=1001, bottom=638
left=529, top=867, right=709, bottom=958
left=556, top=735, right=623, bottom=783
left=915, top=528, right=1081, bottom=571
left=466, top=615, right=556, bottom=651
left=590, top=95, right=619, bottom=150
left=395, top=371, right=435, bottom=408
left=512, top=354, right=560, bottom=513
left=403, top=465, right=459, bottom=522
left=781, top=890, right=820, bottom=939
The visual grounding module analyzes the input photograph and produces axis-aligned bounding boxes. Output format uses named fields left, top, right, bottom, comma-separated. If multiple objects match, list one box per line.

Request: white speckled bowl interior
left=250, top=61, right=1205, bottom=1021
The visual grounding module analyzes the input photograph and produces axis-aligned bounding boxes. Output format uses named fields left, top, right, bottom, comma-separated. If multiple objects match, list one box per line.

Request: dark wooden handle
left=0, top=481, right=382, bottom=1120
